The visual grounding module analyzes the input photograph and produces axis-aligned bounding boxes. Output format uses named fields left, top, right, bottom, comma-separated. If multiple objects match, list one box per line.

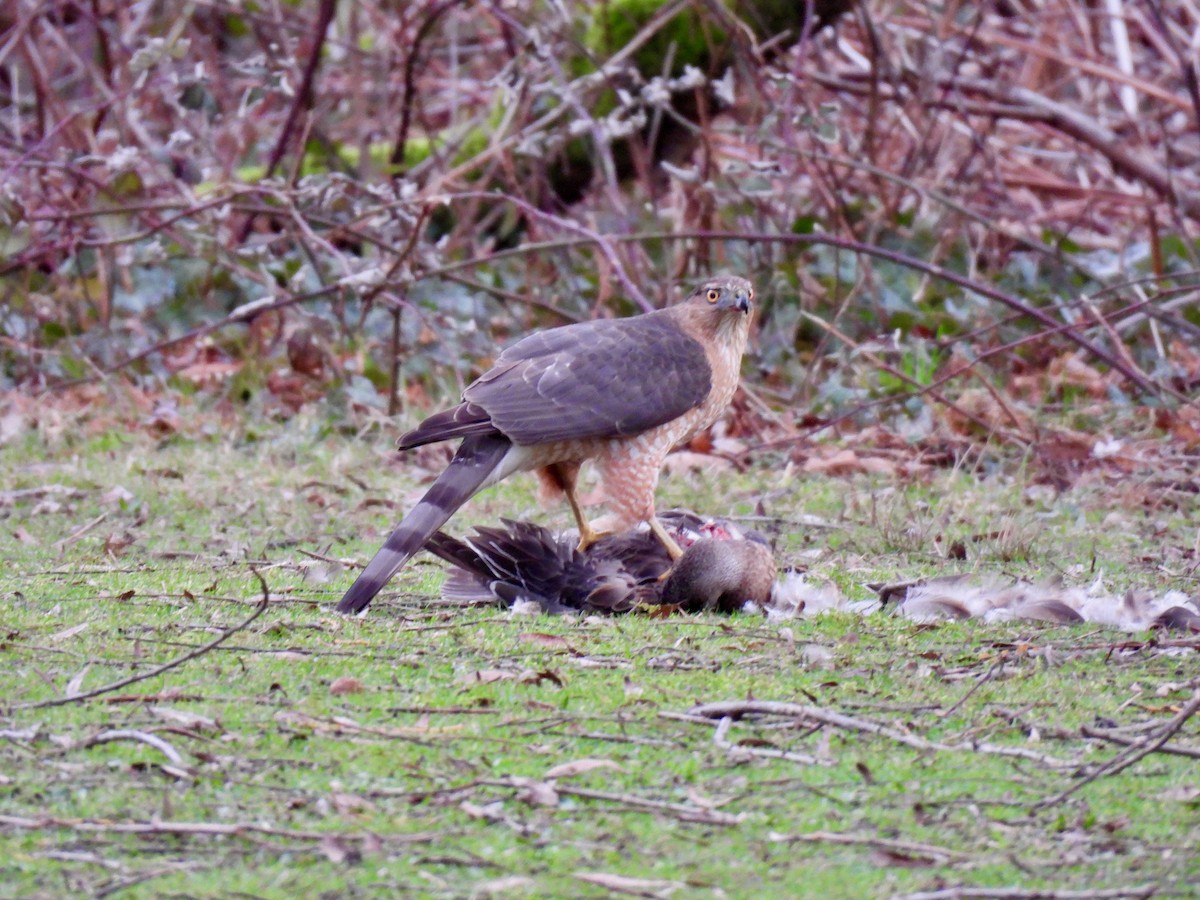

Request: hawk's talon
left=576, top=523, right=610, bottom=553
left=566, top=482, right=610, bottom=552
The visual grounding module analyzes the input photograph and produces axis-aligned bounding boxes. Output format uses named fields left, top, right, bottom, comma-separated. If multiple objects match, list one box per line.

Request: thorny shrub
left=1, top=0, right=1198, bottom=444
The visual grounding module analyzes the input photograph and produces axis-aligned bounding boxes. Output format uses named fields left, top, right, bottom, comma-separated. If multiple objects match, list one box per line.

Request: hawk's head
left=678, top=276, right=755, bottom=346
left=687, top=276, right=754, bottom=316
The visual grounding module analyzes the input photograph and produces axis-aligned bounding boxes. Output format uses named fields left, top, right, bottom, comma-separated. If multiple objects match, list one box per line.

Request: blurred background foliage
left=2, top=0, right=1198, bottom=448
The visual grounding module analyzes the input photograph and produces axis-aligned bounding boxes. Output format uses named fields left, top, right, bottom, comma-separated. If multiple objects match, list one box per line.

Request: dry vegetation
left=2, top=0, right=1199, bottom=445
left=2, top=1, right=1200, bottom=896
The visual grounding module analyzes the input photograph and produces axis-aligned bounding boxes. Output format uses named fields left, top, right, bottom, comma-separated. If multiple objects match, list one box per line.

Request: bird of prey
left=336, top=275, right=756, bottom=615
left=424, top=511, right=777, bottom=615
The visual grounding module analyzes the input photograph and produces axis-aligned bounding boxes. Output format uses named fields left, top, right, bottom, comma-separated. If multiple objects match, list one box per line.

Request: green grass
left=1, top=420, right=1197, bottom=898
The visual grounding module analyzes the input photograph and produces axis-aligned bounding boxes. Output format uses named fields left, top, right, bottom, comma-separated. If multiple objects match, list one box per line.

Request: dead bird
left=873, top=574, right=1200, bottom=632
left=423, top=510, right=776, bottom=615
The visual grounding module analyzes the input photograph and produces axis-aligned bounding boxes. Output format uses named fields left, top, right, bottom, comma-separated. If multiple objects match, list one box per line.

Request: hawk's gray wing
left=461, top=309, right=711, bottom=445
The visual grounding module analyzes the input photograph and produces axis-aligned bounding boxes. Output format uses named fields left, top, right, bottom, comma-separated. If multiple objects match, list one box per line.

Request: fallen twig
left=937, top=656, right=1007, bottom=720
left=712, top=715, right=822, bottom=766
left=893, top=885, right=1157, bottom=900
left=1078, top=725, right=1200, bottom=760
left=682, top=701, right=1074, bottom=769
left=482, top=777, right=742, bottom=827
left=0, top=813, right=437, bottom=846
left=993, top=706, right=1200, bottom=760
left=11, top=572, right=271, bottom=712
left=555, top=783, right=741, bottom=826
left=79, top=729, right=184, bottom=766
left=55, top=512, right=108, bottom=551
left=1034, top=688, right=1200, bottom=809
left=769, top=829, right=967, bottom=862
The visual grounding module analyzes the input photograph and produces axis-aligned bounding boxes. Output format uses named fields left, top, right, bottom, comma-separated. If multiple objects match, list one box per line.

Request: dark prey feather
left=425, top=519, right=653, bottom=615
left=425, top=513, right=776, bottom=615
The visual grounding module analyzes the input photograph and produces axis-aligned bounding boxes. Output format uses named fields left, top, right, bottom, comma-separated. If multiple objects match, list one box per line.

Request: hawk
left=336, top=275, right=755, bottom=615
left=425, top=512, right=777, bottom=615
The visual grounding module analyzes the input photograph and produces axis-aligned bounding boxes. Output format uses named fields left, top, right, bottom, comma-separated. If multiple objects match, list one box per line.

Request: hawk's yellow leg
left=565, top=483, right=609, bottom=552
left=649, top=516, right=685, bottom=561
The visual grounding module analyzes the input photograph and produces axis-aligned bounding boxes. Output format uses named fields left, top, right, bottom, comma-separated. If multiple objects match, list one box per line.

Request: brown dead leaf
left=65, top=664, right=91, bottom=696
left=100, top=485, right=134, bottom=505
left=460, top=800, right=506, bottom=821
left=940, top=388, right=1032, bottom=438
left=519, top=632, right=574, bottom=651
left=148, top=706, right=219, bottom=732
left=802, top=449, right=897, bottom=477
left=1167, top=339, right=1200, bottom=386
left=467, top=875, right=536, bottom=897
left=1046, top=351, right=1109, bottom=397
left=868, top=848, right=937, bottom=868
left=286, top=327, right=325, bottom=378
left=318, top=834, right=361, bottom=865
left=519, top=669, right=564, bottom=687
left=330, top=791, right=376, bottom=815
left=1161, top=785, right=1200, bottom=804
left=266, top=370, right=326, bottom=412
left=329, top=676, right=365, bottom=696
left=1157, top=405, right=1200, bottom=449
left=511, top=776, right=559, bottom=807
left=49, top=622, right=89, bottom=643
left=416, top=322, right=439, bottom=346
left=544, top=758, right=624, bottom=780
left=104, top=532, right=137, bottom=556
left=661, top=450, right=733, bottom=475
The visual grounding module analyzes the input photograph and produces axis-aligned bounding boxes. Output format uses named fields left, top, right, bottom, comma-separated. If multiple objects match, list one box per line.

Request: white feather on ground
left=755, top=571, right=1200, bottom=633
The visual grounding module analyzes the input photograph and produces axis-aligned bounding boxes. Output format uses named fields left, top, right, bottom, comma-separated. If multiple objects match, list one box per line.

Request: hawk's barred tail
left=335, top=434, right=512, bottom=614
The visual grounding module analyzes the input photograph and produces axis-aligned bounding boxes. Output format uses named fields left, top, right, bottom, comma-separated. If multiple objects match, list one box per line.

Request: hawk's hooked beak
left=735, top=291, right=751, bottom=314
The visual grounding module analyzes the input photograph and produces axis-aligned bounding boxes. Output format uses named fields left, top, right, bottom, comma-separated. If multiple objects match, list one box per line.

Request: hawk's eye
left=748, top=287, right=754, bottom=300
left=706, top=289, right=720, bottom=303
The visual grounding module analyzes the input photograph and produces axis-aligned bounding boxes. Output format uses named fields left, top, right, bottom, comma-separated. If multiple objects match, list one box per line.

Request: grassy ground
left=1, top=418, right=1197, bottom=898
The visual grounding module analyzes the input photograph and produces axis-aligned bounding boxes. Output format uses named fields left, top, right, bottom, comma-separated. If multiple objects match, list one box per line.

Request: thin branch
left=421, top=229, right=1179, bottom=402
left=683, top=700, right=1074, bottom=769
left=10, top=573, right=271, bottom=712
left=936, top=655, right=1006, bottom=720
left=894, top=887, right=1156, bottom=900
left=391, top=0, right=466, bottom=168
left=770, top=829, right=968, bottom=862
left=483, top=777, right=743, bottom=827
left=0, top=813, right=438, bottom=845
left=79, top=729, right=184, bottom=766
left=235, top=0, right=337, bottom=242
left=1034, top=688, right=1200, bottom=809
left=800, top=311, right=1031, bottom=445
